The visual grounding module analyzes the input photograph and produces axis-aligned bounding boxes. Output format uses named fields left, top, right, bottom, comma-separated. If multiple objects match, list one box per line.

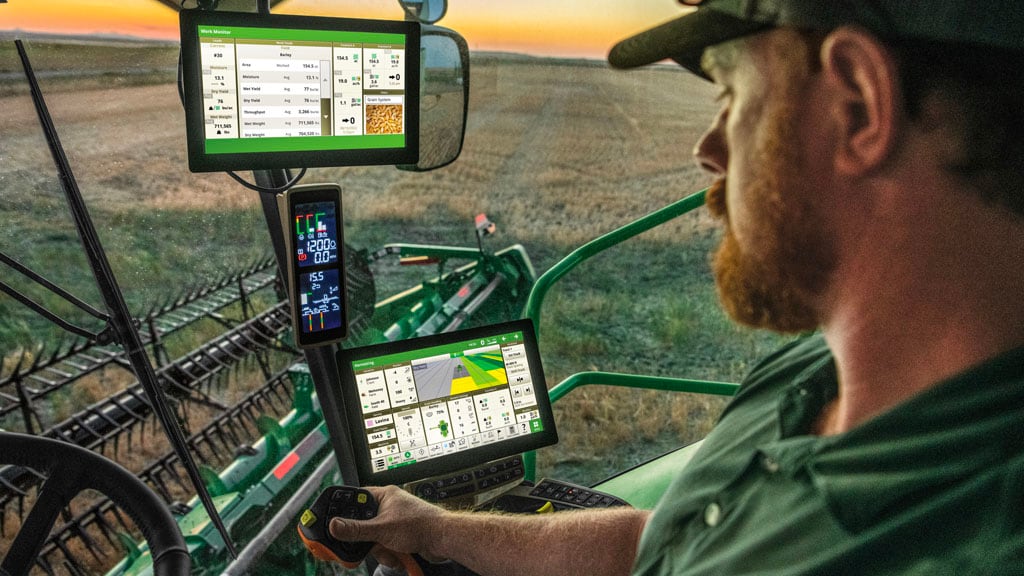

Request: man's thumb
left=329, top=516, right=371, bottom=541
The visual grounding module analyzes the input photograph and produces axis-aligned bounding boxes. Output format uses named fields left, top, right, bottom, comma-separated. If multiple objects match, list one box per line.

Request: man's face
left=697, top=31, right=836, bottom=333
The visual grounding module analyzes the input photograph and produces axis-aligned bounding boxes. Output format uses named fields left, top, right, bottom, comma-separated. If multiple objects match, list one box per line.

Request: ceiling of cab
left=152, top=0, right=290, bottom=12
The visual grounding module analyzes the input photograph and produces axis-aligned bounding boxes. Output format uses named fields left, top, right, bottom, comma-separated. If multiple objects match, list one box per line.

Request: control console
left=487, top=477, right=629, bottom=514
left=407, top=454, right=525, bottom=508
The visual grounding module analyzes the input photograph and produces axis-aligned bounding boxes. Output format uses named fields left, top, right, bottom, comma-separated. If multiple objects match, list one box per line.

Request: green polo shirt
left=632, top=335, right=1024, bottom=575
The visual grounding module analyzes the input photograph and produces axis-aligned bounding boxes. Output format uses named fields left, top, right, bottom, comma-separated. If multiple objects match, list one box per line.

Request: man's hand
left=328, top=484, right=650, bottom=576
left=328, top=485, right=447, bottom=568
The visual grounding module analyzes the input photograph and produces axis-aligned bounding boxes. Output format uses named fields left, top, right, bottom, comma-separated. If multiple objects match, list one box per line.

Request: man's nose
left=693, top=108, right=727, bottom=176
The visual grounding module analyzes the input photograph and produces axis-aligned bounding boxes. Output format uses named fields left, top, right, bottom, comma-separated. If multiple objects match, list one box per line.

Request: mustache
left=705, top=178, right=727, bottom=219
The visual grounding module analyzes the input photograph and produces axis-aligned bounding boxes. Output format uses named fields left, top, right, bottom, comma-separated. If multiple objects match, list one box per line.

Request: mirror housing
left=397, top=0, right=447, bottom=24
left=398, top=25, right=470, bottom=172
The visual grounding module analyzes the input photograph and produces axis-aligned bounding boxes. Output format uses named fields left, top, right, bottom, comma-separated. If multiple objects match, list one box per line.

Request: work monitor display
left=179, top=10, right=420, bottom=172
left=333, top=319, right=558, bottom=487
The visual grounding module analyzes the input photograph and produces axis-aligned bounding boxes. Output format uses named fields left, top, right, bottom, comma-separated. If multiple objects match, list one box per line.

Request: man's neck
left=816, top=193, right=1024, bottom=435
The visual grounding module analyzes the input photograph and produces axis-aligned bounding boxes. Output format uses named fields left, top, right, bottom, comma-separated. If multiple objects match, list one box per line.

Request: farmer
left=331, top=1, right=1024, bottom=573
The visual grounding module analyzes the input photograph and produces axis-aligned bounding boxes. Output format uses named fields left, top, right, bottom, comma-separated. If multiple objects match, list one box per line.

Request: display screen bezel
left=179, top=9, right=420, bottom=172
left=333, top=319, right=558, bottom=486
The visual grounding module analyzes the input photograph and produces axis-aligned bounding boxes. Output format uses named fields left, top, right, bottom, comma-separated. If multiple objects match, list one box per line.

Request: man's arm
left=329, top=485, right=650, bottom=576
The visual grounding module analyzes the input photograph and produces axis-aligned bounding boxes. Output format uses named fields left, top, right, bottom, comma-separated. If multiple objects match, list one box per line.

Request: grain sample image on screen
left=365, top=104, right=404, bottom=134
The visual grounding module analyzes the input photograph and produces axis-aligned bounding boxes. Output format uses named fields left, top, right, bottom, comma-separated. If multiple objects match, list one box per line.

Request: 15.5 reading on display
left=180, top=10, right=420, bottom=172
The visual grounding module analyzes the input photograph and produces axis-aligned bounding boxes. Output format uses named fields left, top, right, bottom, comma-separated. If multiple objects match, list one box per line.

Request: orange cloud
left=1, top=0, right=685, bottom=58
left=3, top=0, right=179, bottom=40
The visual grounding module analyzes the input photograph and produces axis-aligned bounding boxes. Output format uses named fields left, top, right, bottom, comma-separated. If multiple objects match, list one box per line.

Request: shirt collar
left=782, top=344, right=1024, bottom=532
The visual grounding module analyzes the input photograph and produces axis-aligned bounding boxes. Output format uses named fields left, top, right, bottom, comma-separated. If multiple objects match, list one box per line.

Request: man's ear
left=819, top=27, right=900, bottom=176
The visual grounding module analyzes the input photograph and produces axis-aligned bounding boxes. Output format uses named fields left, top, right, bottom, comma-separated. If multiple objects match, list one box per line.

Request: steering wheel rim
left=0, top=431, right=190, bottom=576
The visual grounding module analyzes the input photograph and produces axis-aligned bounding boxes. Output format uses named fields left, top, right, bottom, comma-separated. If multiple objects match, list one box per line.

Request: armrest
left=592, top=440, right=705, bottom=509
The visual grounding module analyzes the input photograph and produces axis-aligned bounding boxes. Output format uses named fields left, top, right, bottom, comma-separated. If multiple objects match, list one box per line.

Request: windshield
left=1, top=1, right=787, bottom=574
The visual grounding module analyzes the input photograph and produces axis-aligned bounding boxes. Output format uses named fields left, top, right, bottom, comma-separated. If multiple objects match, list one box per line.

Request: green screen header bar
left=197, top=25, right=405, bottom=45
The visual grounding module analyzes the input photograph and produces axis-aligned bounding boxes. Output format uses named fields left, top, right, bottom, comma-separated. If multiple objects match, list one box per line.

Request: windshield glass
left=1, top=1, right=788, bottom=574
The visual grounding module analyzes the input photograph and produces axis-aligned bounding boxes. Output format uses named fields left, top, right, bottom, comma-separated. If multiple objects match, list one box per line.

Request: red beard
left=705, top=119, right=835, bottom=334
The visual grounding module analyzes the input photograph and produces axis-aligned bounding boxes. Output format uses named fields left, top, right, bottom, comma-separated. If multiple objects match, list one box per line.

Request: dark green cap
left=608, top=0, right=1024, bottom=77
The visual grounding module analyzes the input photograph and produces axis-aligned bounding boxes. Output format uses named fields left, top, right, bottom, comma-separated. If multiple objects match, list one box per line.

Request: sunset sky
left=1, top=0, right=687, bottom=59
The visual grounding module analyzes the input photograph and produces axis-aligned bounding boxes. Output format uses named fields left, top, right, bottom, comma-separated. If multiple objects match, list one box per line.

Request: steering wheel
left=0, top=431, right=190, bottom=576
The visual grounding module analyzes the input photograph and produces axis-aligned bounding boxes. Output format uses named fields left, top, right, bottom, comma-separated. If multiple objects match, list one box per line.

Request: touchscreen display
left=335, top=320, right=557, bottom=486
left=180, top=10, right=419, bottom=172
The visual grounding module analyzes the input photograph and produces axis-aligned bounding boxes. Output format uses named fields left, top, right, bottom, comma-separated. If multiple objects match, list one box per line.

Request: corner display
left=180, top=10, right=420, bottom=172
left=278, top=183, right=348, bottom=347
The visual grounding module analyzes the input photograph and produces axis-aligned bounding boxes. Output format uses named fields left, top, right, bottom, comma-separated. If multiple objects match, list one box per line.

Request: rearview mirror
left=397, top=0, right=447, bottom=24
left=398, top=25, right=469, bottom=172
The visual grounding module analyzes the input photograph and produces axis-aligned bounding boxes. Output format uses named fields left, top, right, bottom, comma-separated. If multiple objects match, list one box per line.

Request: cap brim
left=607, top=7, right=768, bottom=78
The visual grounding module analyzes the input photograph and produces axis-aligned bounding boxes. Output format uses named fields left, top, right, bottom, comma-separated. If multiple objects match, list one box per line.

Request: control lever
left=298, top=486, right=425, bottom=576
left=298, top=485, right=377, bottom=567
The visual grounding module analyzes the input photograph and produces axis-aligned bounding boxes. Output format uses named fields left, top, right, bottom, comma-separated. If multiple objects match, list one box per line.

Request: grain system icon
left=365, top=104, right=404, bottom=134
